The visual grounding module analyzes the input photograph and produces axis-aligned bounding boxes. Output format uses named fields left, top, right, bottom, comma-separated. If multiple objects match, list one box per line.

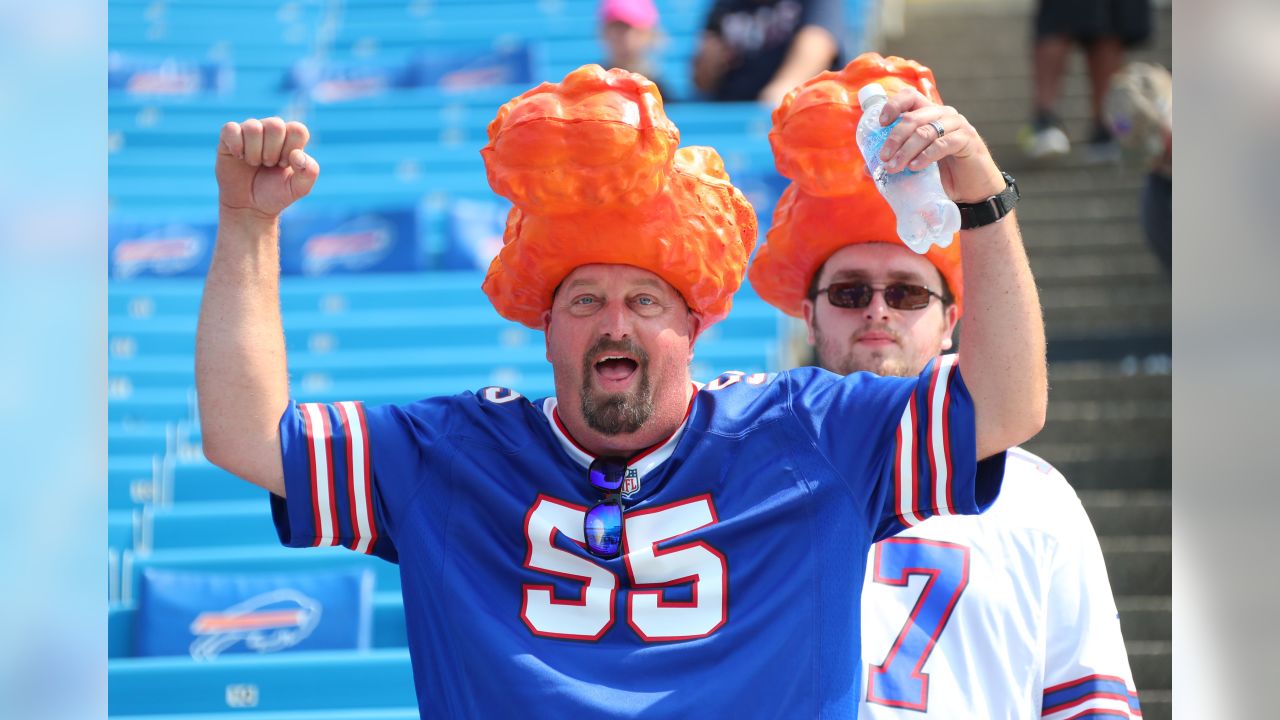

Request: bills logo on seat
left=281, top=209, right=417, bottom=276
left=188, top=588, right=321, bottom=660
left=109, top=223, right=214, bottom=279
left=301, top=218, right=392, bottom=275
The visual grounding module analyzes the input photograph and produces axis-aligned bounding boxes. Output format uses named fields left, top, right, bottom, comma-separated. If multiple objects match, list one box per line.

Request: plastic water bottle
left=856, top=83, right=960, bottom=253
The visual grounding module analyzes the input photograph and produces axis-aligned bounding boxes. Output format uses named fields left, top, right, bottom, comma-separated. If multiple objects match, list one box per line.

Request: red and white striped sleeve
left=881, top=354, right=1005, bottom=537
left=271, top=400, right=395, bottom=561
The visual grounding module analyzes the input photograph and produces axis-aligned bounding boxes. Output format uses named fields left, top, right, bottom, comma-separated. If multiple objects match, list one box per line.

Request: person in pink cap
left=599, top=0, right=671, bottom=99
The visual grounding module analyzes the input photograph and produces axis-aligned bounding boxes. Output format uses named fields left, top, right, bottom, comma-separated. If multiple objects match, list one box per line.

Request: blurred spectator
left=1105, top=61, right=1172, bottom=272
left=599, top=0, right=672, bottom=100
left=1020, top=0, right=1152, bottom=162
left=693, top=0, right=842, bottom=106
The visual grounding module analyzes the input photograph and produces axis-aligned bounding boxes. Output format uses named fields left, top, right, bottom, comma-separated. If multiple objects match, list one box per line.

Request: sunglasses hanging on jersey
left=816, top=281, right=947, bottom=311
left=584, top=456, right=628, bottom=559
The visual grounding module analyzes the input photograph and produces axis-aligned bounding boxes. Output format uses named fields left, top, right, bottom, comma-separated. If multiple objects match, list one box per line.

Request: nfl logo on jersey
left=621, top=468, right=640, bottom=498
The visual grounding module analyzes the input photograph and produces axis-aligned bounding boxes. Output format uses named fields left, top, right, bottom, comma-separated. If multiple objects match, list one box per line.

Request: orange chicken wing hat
left=480, top=65, right=758, bottom=329
left=748, top=52, right=964, bottom=318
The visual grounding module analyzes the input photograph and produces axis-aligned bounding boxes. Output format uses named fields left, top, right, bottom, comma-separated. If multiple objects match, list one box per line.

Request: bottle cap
left=857, top=82, right=886, bottom=109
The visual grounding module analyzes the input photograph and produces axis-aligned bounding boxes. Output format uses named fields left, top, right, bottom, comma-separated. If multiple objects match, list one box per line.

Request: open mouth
left=594, top=355, right=640, bottom=383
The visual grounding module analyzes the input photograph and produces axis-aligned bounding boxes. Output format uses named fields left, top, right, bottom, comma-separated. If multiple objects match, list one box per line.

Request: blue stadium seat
left=162, top=460, right=272, bottom=505
left=111, top=455, right=160, bottom=510
left=111, top=591, right=407, bottom=658
left=111, top=710, right=420, bottom=720
left=139, top=501, right=276, bottom=551
left=122, top=546, right=402, bottom=606
left=109, top=648, right=416, bottom=715
left=110, top=421, right=171, bottom=456
left=111, top=510, right=139, bottom=555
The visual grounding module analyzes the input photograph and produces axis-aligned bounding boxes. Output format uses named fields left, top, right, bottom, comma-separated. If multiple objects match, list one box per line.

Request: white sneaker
left=1019, top=124, right=1071, bottom=160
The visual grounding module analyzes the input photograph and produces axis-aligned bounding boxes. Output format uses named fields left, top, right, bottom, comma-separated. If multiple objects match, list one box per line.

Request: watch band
left=956, top=172, right=1020, bottom=230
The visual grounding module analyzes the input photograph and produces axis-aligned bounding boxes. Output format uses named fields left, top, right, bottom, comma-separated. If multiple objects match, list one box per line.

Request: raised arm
left=876, top=89, right=1048, bottom=459
left=757, top=25, right=839, bottom=107
left=195, top=118, right=319, bottom=496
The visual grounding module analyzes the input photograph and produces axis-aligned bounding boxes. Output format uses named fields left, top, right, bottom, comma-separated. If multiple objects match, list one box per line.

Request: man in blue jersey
left=750, top=53, right=1142, bottom=718
left=195, top=64, right=1046, bottom=718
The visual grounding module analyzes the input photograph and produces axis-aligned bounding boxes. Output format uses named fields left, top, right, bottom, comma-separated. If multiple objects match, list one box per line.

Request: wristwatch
left=956, top=172, right=1020, bottom=230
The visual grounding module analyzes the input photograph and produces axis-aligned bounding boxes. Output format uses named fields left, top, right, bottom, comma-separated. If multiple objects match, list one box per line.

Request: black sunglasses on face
left=815, top=281, right=946, bottom=311
left=584, top=457, right=628, bottom=559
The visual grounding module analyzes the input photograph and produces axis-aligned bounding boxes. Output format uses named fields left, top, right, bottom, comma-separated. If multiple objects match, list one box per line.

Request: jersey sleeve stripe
left=938, top=354, right=959, bottom=513
left=354, top=401, right=379, bottom=554
left=1043, top=675, right=1141, bottom=719
left=337, top=401, right=377, bottom=555
left=893, top=408, right=908, bottom=525
left=894, top=390, right=926, bottom=527
left=925, top=355, right=952, bottom=517
left=1052, top=710, right=1133, bottom=720
left=301, top=402, right=338, bottom=547
left=321, top=405, right=341, bottom=546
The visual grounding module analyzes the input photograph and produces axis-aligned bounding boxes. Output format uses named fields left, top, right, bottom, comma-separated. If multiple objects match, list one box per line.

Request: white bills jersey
left=858, top=447, right=1142, bottom=719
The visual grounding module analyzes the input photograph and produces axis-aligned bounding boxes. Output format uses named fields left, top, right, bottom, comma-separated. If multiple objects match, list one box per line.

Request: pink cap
left=600, top=0, right=659, bottom=29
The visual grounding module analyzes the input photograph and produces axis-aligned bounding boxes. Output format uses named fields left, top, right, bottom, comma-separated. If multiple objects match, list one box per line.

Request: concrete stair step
left=1127, top=640, right=1172, bottom=699
left=1019, top=218, right=1146, bottom=250
left=1019, top=191, right=1143, bottom=220
left=1034, top=418, right=1170, bottom=452
left=890, top=36, right=1172, bottom=74
left=888, top=3, right=1172, bottom=58
left=1047, top=399, right=1170, bottom=424
left=1048, top=358, right=1172, bottom=382
left=1047, top=370, right=1171, bottom=403
left=1038, top=278, right=1169, bottom=306
left=1030, top=250, right=1164, bottom=286
left=1013, top=166, right=1148, bottom=194
left=1135, top=689, right=1171, bottom=720
left=1019, top=442, right=1169, bottom=490
left=1043, top=306, right=1171, bottom=341
left=1080, top=490, right=1171, bottom=537
left=1099, top=535, right=1170, bottom=596
left=1116, top=595, right=1172, bottom=642
left=961, top=94, right=1099, bottom=126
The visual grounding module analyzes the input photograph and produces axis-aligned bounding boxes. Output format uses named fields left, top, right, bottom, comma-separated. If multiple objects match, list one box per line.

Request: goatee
left=580, top=338, right=654, bottom=435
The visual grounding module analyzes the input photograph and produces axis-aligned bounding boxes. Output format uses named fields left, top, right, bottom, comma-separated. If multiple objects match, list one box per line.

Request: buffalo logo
left=188, top=588, right=321, bottom=660
left=112, top=226, right=208, bottom=278
left=301, top=215, right=393, bottom=275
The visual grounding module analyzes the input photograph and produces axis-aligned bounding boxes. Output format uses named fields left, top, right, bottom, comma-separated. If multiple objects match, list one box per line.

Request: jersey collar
left=541, top=382, right=701, bottom=481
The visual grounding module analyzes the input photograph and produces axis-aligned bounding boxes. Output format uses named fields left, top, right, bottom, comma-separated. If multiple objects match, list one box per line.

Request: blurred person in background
left=750, top=53, right=1143, bottom=718
left=1020, top=0, right=1152, bottom=162
left=692, top=0, right=842, bottom=106
left=1105, top=61, right=1172, bottom=272
left=599, top=0, right=672, bottom=100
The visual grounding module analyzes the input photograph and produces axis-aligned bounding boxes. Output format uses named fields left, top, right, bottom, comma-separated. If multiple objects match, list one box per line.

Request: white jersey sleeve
left=858, top=448, right=1141, bottom=718
left=1037, top=451, right=1142, bottom=718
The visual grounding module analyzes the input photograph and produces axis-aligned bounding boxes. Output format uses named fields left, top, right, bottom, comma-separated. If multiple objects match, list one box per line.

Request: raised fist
left=215, top=118, right=319, bottom=219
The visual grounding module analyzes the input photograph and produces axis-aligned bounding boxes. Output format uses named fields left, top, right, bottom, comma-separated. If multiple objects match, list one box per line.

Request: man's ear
left=542, top=310, right=553, bottom=362
left=687, top=311, right=705, bottom=358
left=801, top=299, right=817, bottom=346
left=940, top=304, right=960, bottom=351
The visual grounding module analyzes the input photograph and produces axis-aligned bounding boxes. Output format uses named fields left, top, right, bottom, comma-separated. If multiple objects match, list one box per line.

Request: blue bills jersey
left=271, top=355, right=1004, bottom=719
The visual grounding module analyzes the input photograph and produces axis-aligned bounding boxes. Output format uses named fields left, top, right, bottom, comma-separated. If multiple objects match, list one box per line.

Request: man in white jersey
left=748, top=53, right=1142, bottom=718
